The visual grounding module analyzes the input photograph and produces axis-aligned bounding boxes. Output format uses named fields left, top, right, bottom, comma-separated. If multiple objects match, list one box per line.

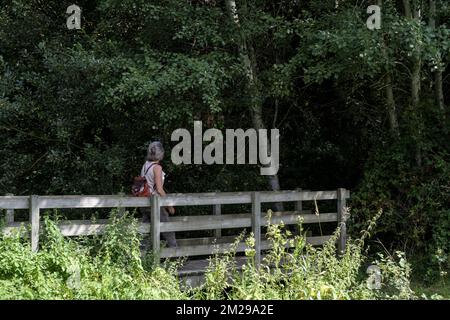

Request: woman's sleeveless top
left=141, top=161, right=166, bottom=195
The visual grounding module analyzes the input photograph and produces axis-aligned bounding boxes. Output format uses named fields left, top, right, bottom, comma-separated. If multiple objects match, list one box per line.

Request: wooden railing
left=0, top=189, right=350, bottom=266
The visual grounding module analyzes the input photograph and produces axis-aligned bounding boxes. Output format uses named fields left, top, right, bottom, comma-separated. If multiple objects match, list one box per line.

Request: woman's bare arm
left=153, top=165, right=166, bottom=196
left=153, top=165, right=175, bottom=214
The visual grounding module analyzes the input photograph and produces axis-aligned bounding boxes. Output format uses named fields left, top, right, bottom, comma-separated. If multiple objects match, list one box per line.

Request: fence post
left=295, top=188, right=303, bottom=213
left=251, top=192, right=261, bottom=267
left=6, top=193, right=14, bottom=224
left=30, top=195, right=40, bottom=252
left=294, top=188, right=307, bottom=235
left=213, top=204, right=221, bottom=239
left=117, top=191, right=126, bottom=217
left=151, top=195, right=161, bottom=267
left=213, top=190, right=221, bottom=239
left=337, top=188, right=347, bottom=256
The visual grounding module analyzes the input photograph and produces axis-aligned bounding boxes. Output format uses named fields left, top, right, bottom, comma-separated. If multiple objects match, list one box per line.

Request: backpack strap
left=143, top=162, right=161, bottom=176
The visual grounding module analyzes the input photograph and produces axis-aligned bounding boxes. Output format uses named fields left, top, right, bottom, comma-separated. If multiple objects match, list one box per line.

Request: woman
left=141, top=141, right=177, bottom=248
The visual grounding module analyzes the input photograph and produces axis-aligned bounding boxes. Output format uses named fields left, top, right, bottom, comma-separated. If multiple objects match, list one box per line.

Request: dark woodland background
left=0, top=0, right=449, bottom=281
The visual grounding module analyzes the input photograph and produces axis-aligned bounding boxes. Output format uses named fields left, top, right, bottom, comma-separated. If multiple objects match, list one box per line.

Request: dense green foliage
left=0, top=212, right=187, bottom=299
left=195, top=212, right=418, bottom=300
left=0, top=0, right=449, bottom=289
left=0, top=211, right=432, bottom=300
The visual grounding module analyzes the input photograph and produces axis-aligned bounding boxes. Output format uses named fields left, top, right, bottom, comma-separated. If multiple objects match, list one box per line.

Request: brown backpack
left=131, top=163, right=157, bottom=197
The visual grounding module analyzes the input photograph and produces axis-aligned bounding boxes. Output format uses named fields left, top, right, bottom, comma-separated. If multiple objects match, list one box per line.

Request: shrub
left=0, top=209, right=423, bottom=300
left=0, top=212, right=187, bottom=299
left=351, top=143, right=450, bottom=283
left=194, top=210, right=417, bottom=300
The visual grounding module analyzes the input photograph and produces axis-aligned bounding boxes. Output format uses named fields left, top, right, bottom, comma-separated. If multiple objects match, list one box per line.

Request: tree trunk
left=377, top=0, right=400, bottom=138
left=411, top=57, right=421, bottom=111
left=224, top=0, right=283, bottom=204
left=385, top=72, right=400, bottom=137
left=429, top=0, right=446, bottom=118
left=378, top=0, right=400, bottom=138
left=435, top=72, right=445, bottom=117
left=412, top=3, right=423, bottom=167
left=404, top=0, right=423, bottom=166
left=403, top=0, right=413, bottom=19
left=409, top=0, right=422, bottom=112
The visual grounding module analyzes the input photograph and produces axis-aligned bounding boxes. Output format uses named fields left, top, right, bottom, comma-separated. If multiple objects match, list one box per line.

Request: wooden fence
left=0, top=189, right=350, bottom=266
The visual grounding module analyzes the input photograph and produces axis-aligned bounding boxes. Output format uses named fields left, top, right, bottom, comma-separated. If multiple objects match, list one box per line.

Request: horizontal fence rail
left=0, top=190, right=350, bottom=209
left=159, top=211, right=337, bottom=233
left=0, top=189, right=350, bottom=262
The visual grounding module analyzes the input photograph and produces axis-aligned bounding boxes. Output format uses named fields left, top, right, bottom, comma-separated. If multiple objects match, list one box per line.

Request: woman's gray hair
left=147, top=141, right=165, bottom=161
